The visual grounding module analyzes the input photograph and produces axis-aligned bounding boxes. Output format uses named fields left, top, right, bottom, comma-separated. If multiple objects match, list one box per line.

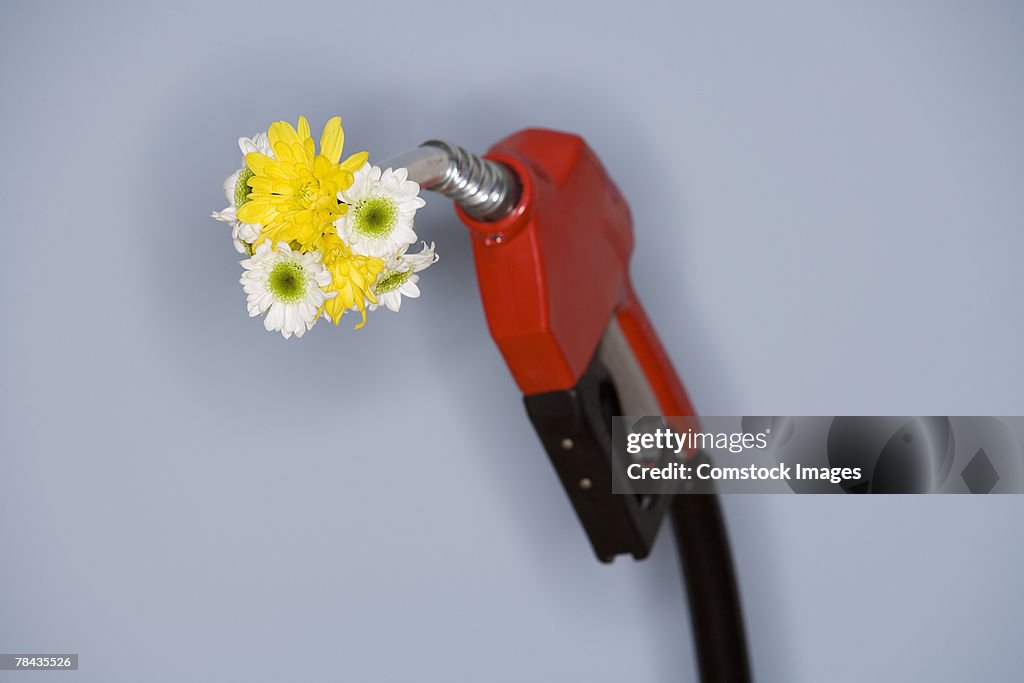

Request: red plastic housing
left=456, top=129, right=696, bottom=418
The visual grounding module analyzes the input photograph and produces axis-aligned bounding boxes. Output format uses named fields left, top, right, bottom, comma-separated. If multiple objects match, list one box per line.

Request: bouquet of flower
left=212, top=115, right=437, bottom=338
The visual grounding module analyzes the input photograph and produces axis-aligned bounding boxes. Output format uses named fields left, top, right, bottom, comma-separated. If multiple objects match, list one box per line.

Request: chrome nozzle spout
left=379, top=140, right=520, bottom=222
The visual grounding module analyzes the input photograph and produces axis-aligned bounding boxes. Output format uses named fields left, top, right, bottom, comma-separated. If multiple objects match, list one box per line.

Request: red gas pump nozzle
left=383, top=129, right=751, bottom=682
left=386, top=129, right=699, bottom=560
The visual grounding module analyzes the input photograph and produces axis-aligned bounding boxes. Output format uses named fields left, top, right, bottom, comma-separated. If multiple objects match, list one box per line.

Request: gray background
left=1, top=0, right=1022, bottom=681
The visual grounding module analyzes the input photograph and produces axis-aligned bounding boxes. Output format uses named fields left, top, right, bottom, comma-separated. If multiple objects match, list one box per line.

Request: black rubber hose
left=670, top=490, right=752, bottom=683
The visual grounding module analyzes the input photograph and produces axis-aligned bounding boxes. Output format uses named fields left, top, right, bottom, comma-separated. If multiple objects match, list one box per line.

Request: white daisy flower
left=211, top=131, right=273, bottom=253
left=336, top=164, right=426, bottom=258
left=240, top=241, right=336, bottom=339
left=369, top=241, right=439, bottom=312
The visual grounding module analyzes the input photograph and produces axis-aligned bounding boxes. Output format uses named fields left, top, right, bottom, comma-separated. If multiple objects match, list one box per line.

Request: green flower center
left=353, top=197, right=399, bottom=238
left=235, top=167, right=255, bottom=207
left=267, top=261, right=307, bottom=304
left=374, top=269, right=411, bottom=294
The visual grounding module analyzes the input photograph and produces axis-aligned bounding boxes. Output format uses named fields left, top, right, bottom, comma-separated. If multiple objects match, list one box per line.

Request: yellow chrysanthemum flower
left=315, top=232, right=385, bottom=328
left=238, top=116, right=368, bottom=248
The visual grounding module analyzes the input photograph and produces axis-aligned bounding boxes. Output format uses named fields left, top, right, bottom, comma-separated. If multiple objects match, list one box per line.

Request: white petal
left=399, top=280, right=421, bottom=298
left=223, top=170, right=240, bottom=204
left=266, top=302, right=284, bottom=330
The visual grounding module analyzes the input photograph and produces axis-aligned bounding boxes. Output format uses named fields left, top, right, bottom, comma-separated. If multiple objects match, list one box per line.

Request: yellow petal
left=311, top=154, right=329, bottom=177
left=297, top=115, right=311, bottom=141
left=322, top=295, right=345, bottom=325
left=352, top=300, right=368, bottom=329
left=272, top=141, right=297, bottom=164
left=319, top=116, right=344, bottom=163
left=237, top=199, right=275, bottom=224
left=315, top=232, right=343, bottom=258
left=245, top=152, right=273, bottom=175
left=339, top=150, right=368, bottom=173
left=268, top=120, right=301, bottom=149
